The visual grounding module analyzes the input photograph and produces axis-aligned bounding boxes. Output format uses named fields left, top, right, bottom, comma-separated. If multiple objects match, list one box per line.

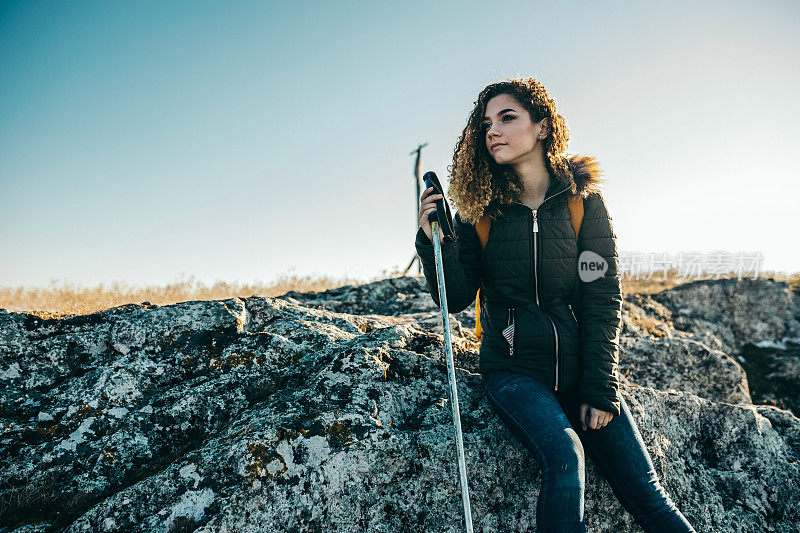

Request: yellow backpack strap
left=567, top=194, right=584, bottom=319
left=474, top=216, right=491, bottom=341
left=567, top=194, right=584, bottom=242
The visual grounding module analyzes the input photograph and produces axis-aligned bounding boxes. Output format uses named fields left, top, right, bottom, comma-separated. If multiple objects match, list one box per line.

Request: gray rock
left=650, top=277, right=800, bottom=355
left=649, top=277, right=800, bottom=416
left=620, top=294, right=752, bottom=406
left=0, top=276, right=798, bottom=532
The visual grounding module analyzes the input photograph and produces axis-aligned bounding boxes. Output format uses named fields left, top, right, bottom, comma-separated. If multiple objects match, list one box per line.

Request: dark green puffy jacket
left=414, top=157, right=623, bottom=416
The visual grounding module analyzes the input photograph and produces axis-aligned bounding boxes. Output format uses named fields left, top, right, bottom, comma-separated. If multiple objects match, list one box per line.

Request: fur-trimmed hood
left=482, top=153, right=606, bottom=220
left=563, top=154, right=605, bottom=199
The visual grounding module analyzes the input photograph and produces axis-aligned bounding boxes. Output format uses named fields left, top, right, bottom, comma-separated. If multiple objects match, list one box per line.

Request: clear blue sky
left=1, top=0, right=798, bottom=290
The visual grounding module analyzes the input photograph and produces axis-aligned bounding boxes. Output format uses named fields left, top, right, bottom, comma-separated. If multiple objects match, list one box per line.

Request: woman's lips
left=492, top=144, right=506, bottom=151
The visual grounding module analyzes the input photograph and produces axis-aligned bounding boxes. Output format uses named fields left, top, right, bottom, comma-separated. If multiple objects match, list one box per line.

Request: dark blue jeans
left=482, top=370, right=696, bottom=533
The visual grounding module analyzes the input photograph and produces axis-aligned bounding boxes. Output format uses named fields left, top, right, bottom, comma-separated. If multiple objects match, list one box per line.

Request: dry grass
left=0, top=268, right=406, bottom=319
left=621, top=268, right=799, bottom=295
left=1, top=267, right=796, bottom=320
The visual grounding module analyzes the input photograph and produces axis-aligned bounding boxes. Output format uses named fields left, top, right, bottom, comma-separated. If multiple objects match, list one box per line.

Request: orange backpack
left=474, top=195, right=585, bottom=341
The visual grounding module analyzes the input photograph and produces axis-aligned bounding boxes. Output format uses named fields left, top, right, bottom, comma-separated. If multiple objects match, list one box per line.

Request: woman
left=415, top=77, right=695, bottom=533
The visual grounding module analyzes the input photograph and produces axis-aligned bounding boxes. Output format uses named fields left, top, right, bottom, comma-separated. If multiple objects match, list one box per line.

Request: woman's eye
left=483, top=116, right=514, bottom=129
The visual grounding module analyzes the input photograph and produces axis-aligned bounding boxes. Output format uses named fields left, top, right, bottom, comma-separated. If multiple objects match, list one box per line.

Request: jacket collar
left=508, top=154, right=605, bottom=210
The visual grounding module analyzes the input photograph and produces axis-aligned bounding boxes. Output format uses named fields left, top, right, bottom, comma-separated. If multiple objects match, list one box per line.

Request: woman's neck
left=512, top=152, right=550, bottom=210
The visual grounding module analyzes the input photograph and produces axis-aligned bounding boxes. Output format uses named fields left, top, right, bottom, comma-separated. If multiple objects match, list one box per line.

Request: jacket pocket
left=501, top=307, right=516, bottom=358
left=568, top=303, right=579, bottom=328
left=558, top=302, right=582, bottom=360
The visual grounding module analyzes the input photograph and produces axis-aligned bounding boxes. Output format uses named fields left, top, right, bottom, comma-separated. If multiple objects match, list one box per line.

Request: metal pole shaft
left=430, top=219, right=474, bottom=533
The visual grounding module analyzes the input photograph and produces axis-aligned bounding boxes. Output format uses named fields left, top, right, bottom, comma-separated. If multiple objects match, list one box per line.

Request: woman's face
left=482, top=93, right=548, bottom=164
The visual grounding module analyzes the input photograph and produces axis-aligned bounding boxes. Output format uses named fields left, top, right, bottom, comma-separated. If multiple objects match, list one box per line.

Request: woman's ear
left=539, top=118, right=551, bottom=139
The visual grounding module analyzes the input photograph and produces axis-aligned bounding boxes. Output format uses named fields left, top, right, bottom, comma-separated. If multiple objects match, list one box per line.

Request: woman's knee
left=540, top=427, right=585, bottom=476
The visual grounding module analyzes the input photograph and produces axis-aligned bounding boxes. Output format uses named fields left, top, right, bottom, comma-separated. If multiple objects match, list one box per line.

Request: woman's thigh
left=556, top=392, right=657, bottom=487
left=557, top=391, right=696, bottom=531
left=482, top=370, right=584, bottom=469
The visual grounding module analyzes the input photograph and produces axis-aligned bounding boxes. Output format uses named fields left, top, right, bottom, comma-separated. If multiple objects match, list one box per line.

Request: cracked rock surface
left=1, top=276, right=799, bottom=532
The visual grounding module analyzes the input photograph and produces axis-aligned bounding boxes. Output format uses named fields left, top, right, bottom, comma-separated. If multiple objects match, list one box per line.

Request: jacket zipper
left=514, top=185, right=570, bottom=392
left=568, top=303, right=578, bottom=326
left=550, top=319, right=560, bottom=389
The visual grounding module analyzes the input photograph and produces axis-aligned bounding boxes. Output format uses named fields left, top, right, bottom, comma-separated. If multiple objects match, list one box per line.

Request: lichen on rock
left=0, top=276, right=799, bottom=531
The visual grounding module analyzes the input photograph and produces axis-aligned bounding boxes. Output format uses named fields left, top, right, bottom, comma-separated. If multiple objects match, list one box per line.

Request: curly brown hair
left=447, top=76, right=596, bottom=225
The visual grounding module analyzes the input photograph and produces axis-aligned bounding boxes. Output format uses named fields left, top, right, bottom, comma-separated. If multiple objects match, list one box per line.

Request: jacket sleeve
left=576, top=192, right=623, bottom=416
left=414, top=211, right=482, bottom=314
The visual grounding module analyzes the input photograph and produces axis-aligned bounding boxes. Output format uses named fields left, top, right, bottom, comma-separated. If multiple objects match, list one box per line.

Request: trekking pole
left=424, top=173, right=474, bottom=533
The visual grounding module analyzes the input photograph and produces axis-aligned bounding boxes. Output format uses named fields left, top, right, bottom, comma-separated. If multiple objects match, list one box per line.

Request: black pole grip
left=422, top=171, right=455, bottom=242
left=423, top=173, right=444, bottom=224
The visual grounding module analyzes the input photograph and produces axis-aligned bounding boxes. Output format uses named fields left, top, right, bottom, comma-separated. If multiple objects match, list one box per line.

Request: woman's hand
left=418, top=187, right=445, bottom=245
left=580, top=403, right=613, bottom=430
